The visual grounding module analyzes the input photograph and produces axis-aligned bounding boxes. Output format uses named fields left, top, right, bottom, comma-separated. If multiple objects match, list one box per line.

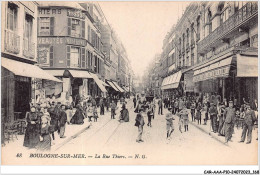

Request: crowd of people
left=23, top=94, right=129, bottom=151
left=159, top=94, right=258, bottom=144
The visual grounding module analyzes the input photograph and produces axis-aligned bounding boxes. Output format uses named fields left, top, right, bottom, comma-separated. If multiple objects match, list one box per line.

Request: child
left=93, top=107, right=98, bottom=122
left=166, top=107, right=175, bottom=140
left=37, top=116, right=51, bottom=151
left=87, top=104, right=94, bottom=122
left=179, top=105, right=189, bottom=132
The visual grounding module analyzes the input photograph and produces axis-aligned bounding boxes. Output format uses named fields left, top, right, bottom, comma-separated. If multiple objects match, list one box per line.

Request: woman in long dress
left=70, top=104, right=84, bottom=125
left=23, top=106, right=41, bottom=148
left=37, top=116, right=51, bottom=151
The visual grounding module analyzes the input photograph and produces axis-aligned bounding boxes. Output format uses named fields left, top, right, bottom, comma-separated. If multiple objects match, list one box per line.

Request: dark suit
left=59, top=110, right=67, bottom=137
left=224, top=107, right=235, bottom=142
left=241, top=110, right=256, bottom=143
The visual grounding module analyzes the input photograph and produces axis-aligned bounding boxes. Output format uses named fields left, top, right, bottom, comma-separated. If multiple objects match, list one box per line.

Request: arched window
left=196, top=16, right=200, bottom=40
left=186, top=28, right=189, bottom=46
left=207, top=8, right=212, bottom=33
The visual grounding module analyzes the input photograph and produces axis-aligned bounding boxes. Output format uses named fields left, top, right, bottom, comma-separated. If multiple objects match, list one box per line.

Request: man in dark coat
left=224, top=101, right=236, bottom=144
left=239, top=105, right=256, bottom=144
left=59, top=105, right=67, bottom=138
left=158, top=97, right=163, bottom=115
left=133, top=97, right=137, bottom=108
left=209, top=103, right=218, bottom=133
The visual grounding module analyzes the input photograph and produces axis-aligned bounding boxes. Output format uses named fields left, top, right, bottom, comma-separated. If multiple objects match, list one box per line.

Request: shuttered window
left=50, top=46, right=54, bottom=67
left=81, top=47, right=85, bottom=68
left=88, top=25, right=90, bottom=41
left=66, top=45, right=70, bottom=67
left=50, top=17, right=54, bottom=35
left=68, top=17, right=72, bottom=36
left=81, top=21, right=85, bottom=38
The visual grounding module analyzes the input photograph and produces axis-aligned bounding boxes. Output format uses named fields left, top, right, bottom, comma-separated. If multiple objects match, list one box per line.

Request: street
left=53, top=98, right=257, bottom=165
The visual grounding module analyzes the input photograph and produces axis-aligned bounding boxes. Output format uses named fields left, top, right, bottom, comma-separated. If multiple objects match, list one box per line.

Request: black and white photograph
left=0, top=0, right=259, bottom=169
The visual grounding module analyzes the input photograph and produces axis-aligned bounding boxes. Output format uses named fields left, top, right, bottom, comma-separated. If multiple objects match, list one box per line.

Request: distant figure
left=119, top=104, right=129, bottom=122
left=111, top=100, right=117, bottom=119
left=158, top=98, right=163, bottom=115
left=133, top=97, right=137, bottom=108
left=166, top=107, right=174, bottom=140
left=70, top=104, right=84, bottom=125
left=178, top=105, right=189, bottom=132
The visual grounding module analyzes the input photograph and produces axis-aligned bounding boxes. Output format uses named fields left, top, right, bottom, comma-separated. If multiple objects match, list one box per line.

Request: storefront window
left=24, top=14, right=33, bottom=53
left=70, top=47, right=80, bottom=68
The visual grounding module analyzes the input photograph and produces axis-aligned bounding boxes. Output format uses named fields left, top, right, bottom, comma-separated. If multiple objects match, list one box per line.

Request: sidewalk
left=2, top=99, right=130, bottom=153
left=186, top=109, right=258, bottom=148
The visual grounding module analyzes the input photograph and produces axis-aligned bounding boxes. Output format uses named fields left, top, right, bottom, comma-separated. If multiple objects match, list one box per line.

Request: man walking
left=209, top=103, right=218, bottom=133
left=158, top=97, right=163, bottom=115
left=135, top=108, right=145, bottom=143
left=239, top=105, right=256, bottom=144
left=224, top=101, right=236, bottom=144
left=133, top=96, right=137, bottom=109
left=111, top=100, right=117, bottom=119
left=59, top=105, right=67, bottom=138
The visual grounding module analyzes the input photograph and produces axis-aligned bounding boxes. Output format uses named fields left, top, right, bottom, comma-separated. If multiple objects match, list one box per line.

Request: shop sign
left=67, top=9, right=86, bottom=19
left=38, top=37, right=87, bottom=46
left=39, top=8, right=62, bottom=15
left=193, top=66, right=230, bottom=82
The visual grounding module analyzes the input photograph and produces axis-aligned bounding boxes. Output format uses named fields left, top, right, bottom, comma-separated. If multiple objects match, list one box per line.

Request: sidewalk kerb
left=54, top=123, right=91, bottom=151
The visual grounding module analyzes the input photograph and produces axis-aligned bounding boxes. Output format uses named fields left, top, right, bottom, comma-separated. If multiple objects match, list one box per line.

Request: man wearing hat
left=209, top=103, right=218, bottom=133
left=59, top=104, right=67, bottom=138
left=135, top=108, right=145, bottom=143
left=223, top=101, right=236, bottom=144
left=239, top=104, right=256, bottom=144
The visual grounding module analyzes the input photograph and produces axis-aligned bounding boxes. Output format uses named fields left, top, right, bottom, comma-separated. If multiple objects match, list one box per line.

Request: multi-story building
left=1, top=1, right=61, bottom=124
left=160, top=1, right=258, bottom=106
left=37, top=2, right=107, bottom=101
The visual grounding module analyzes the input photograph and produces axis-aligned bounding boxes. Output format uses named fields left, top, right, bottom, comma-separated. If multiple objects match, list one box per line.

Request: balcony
left=23, top=38, right=35, bottom=59
left=4, top=30, right=20, bottom=54
left=197, top=2, right=258, bottom=54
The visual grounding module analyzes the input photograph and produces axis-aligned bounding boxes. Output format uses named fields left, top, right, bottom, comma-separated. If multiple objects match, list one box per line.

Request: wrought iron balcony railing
left=4, top=29, right=20, bottom=54
left=197, top=2, right=258, bottom=54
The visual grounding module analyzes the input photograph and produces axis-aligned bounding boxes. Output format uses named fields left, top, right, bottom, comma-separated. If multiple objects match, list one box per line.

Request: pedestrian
left=135, top=108, right=145, bottom=143
left=239, top=105, right=256, bottom=144
left=147, top=102, right=153, bottom=127
left=87, top=104, right=94, bottom=122
left=37, top=116, right=51, bottom=151
left=178, top=114, right=183, bottom=133
left=93, top=106, right=98, bottom=122
left=218, top=103, right=225, bottom=136
left=190, top=101, right=196, bottom=122
left=70, top=104, right=84, bottom=125
left=23, top=106, right=41, bottom=148
left=178, top=105, right=189, bottom=132
left=196, top=102, right=202, bottom=125
left=174, top=98, right=179, bottom=114
left=106, top=96, right=110, bottom=112
left=119, top=104, right=129, bottom=122
left=100, top=97, right=105, bottom=115
left=224, top=101, right=236, bottom=144
left=111, top=100, right=117, bottom=119
left=209, top=103, right=218, bottom=133
left=133, top=96, right=137, bottom=109
left=166, top=107, right=175, bottom=140
left=158, top=97, right=163, bottom=115
left=59, top=105, right=67, bottom=138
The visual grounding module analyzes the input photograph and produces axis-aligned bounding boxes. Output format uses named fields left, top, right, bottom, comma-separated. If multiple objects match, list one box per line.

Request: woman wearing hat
left=119, top=104, right=129, bottom=122
left=23, top=106, right=41, bottom=148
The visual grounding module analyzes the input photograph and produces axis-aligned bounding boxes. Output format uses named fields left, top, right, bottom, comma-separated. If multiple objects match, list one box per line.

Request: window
left=70, top=47, right=80, bottom=68
left=251, top=34, right=258, bottom=47
left=182, top=34, right=185, bottom=50
left=39, top=17, right=51, bottom=35
left=7, top=3, right=17, bottom=31
left=207, top=9, right=212, bottom=33
left=220, top=8, right=229, bottom=24
left=191, top=48, right=194, bottom=66
left=24, top=14, right=33, bottom=52
left=191, top=23, right=194, bottom=43
left=71, top=19, right=81, bottom=37
left=186, top=28, right=189, bottom=45
left=196, top=16, right=200, bottom=40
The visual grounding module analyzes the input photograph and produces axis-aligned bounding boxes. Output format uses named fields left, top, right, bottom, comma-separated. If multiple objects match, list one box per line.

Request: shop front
left=193, top=53, right=258, bottom=106
left=161, top=70, right=182, bottom=98
left=1, top=58, right=62, bottom=123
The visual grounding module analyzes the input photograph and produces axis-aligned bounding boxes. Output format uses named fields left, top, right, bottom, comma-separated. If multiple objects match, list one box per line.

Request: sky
left=98, top=1, right=190, bottom=77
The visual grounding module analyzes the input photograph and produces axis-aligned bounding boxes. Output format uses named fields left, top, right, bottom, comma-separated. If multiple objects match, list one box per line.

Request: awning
left=193, top=57, right=234, bottom=82
left=236, top=54, right=258, bottom=77
left=89, top=73, right=107, bottom=93
left=1, top=57, right=62, bottom=82
left=68, top=70, right=92, bottom=79
left=112, top=81, right=125, bottom=93
left=161, top=70, right=182, bottom=90
left=107, top=81, right=119, bottom=91
left=44, top=70, right=65, bottom=77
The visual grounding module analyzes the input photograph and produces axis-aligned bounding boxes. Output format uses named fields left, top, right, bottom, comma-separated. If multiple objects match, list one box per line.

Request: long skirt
left=23, top=124, right=40, bottom=148
left=37, top=134, right=51, bottom=151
